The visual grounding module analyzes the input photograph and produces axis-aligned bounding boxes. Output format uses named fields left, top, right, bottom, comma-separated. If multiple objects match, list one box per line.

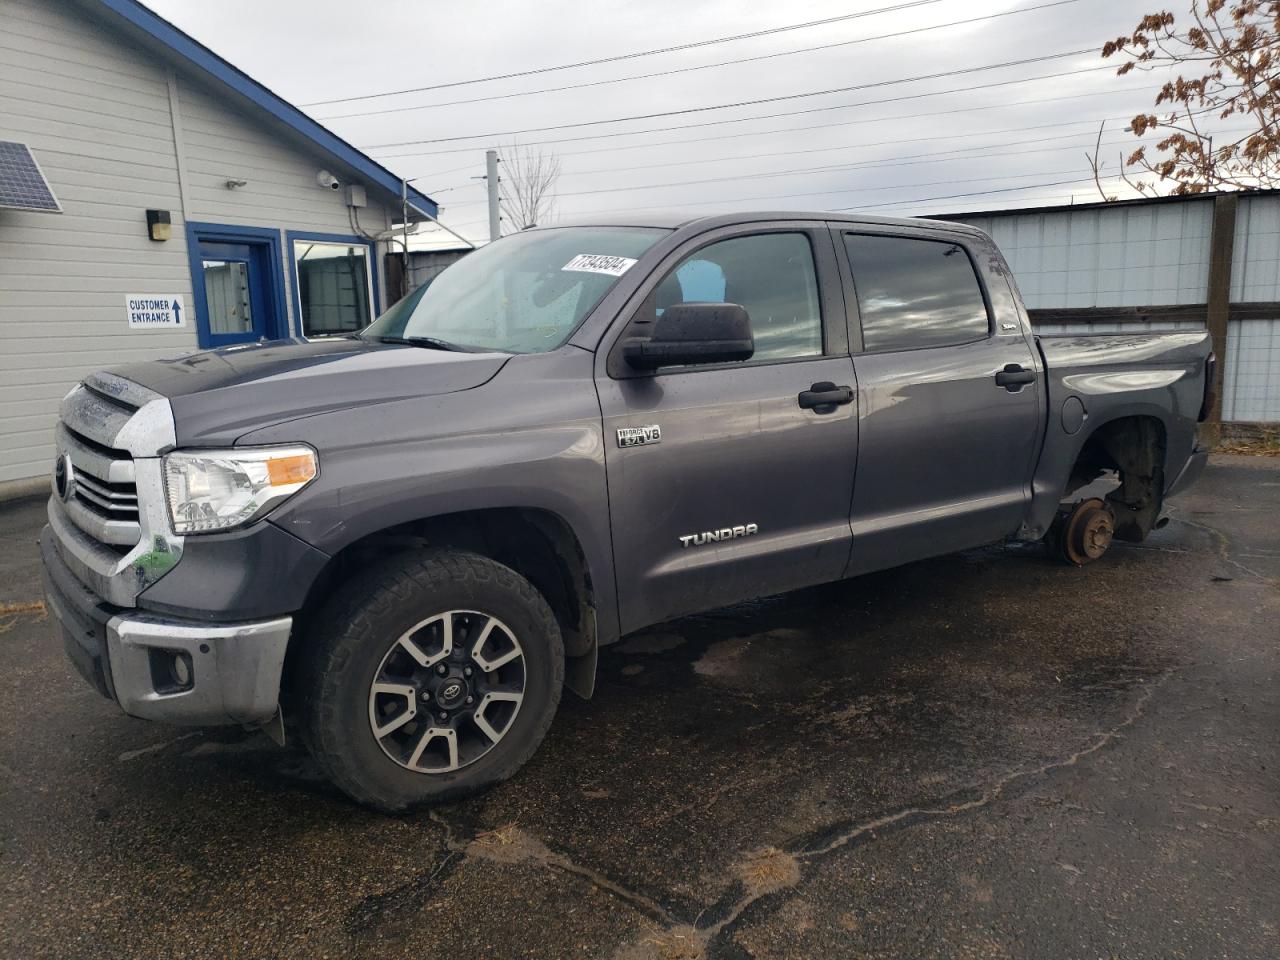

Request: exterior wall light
left=145, top=208, right=171, bottom=241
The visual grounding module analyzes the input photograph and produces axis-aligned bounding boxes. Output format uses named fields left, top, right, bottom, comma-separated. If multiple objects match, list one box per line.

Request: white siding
left=957, top=201, right=1214, bottom=309
left=0, top=0, right=191, bottom=483
left=173, top=72, right=392, bottom=340
left=0, top=0, right=400, bottom=483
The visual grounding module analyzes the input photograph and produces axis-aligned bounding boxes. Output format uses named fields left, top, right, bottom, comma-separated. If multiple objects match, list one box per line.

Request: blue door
left=196, top=239, right=274, bottom=347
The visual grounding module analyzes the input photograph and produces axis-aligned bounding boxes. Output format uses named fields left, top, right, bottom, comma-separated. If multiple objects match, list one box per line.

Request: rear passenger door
left=835, top=227, right=1042, bottom=575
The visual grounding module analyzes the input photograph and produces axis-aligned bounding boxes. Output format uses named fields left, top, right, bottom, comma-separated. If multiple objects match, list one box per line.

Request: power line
left=319, top=0, right=1079, bottom=120
left=439, top=178, right=1138, bottom=231
left=419, top=116, right=1126, bottom=194
left=439, top=130, right=1182, bottom=208
left=578, top=168, right=1091, bottom=213
left=395, top=83, right=1154, bottom=173
left=370, top=62, right=1119, bottom=161
left=528, top=103, right=1226, bottom=182
left=450, top=172, right=1109, bottom=222
left=523, top=116, right=1150, bottom=181
left=835, top=177, right=1098, bottom=211
left=362, top=48, right=1099, bottom=149
left=302, top=0, right=949, bottom=107
left=875, top=191, right=1104, bottom=214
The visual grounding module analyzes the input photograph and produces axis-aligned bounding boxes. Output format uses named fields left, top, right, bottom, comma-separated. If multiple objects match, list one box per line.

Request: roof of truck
left=552, top=210, right=989, bottom=236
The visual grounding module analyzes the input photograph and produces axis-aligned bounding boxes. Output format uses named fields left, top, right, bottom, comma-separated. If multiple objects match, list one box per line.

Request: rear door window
left=843, top=234, right=990, bottom=352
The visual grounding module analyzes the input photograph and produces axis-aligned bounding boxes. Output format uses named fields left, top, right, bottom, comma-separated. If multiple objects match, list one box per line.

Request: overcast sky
left=145, top=0, right=1193, bottom=247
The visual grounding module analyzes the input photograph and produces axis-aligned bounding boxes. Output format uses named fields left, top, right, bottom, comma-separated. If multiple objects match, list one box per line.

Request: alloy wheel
left=367, top=610, right=526, bottom=773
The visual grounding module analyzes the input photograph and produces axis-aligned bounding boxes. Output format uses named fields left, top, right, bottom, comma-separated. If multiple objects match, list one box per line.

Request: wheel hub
left=434, top=675, right=470, bottom=709
left=367, top=610, right=526, bottom=774
left=1061, top=498, right=1116, bottom=566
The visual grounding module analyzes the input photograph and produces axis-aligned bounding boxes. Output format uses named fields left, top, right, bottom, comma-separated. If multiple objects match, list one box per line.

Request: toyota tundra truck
left=40, top=212, right=1213, bottom=810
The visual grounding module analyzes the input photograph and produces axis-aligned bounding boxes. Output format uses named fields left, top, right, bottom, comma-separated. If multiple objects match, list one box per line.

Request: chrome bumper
left=106, top=612, right=292, bottom=725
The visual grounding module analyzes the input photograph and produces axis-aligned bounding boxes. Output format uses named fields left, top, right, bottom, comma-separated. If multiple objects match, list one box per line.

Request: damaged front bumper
left=41, top=525, right=291, bottom=726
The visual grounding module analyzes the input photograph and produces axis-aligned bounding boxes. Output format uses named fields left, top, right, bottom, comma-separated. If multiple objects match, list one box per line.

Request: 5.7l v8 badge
left=617, top=425, right=661, bottom=447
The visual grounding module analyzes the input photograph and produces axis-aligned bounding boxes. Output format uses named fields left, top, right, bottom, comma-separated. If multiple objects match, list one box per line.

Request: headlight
left=163, top=446, right=317, bottom=534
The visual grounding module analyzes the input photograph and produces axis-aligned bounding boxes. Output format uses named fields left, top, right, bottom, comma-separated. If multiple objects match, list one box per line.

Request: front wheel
left=297, top=550, right=564, bottom=811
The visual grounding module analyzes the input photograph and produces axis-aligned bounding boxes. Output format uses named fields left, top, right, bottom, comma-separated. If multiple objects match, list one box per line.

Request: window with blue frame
left=293, top=239, right=374, bottom=336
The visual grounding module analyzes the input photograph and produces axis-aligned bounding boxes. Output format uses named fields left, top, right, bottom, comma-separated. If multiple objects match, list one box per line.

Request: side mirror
left=623, top=302, right=754, bottom=370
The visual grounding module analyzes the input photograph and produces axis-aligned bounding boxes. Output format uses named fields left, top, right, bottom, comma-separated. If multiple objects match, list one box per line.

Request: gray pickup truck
left=40, top=212, right=1213, bottom=810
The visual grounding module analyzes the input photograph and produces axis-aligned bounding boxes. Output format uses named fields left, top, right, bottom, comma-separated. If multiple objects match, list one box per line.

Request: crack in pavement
left=351, top=668, right=1176, bottom=956
left=427, top=811, right=676, bottom=926
left=617, top=668, right=1175, bottom=958
left=1171, top=516, right=1274, bottom=585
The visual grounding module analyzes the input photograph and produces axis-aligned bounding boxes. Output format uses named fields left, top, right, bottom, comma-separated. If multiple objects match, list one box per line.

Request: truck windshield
left=362, top=226, right=669, bottom=353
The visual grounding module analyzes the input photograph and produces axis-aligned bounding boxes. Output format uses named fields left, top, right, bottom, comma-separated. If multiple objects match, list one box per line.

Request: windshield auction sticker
left=561, top=254, right=638, bottom=277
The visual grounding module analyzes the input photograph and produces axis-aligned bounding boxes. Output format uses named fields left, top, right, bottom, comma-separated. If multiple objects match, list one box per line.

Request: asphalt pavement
left=1, top=455, right=1277, bottom=959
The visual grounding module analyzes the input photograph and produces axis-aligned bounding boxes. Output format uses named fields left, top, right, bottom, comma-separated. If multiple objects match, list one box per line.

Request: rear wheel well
left=1063, top=415, right=1166, bottom=542
left=295, top=508, right=596, bottom=659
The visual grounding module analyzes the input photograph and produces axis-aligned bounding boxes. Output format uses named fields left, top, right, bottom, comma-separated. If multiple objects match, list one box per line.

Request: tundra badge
left=617, top=425, right=661, bottom=447
left=680, top=524, right=759, bottom=548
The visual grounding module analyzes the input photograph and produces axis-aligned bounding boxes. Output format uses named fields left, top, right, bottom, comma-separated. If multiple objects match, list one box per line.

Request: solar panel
left=0, top=140, right=62, bottom=213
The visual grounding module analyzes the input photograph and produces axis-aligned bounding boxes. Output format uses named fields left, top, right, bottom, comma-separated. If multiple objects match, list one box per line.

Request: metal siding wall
left=956, top=202, right=1213, bottom=309
left=1224, top=318, right=1280, bottom=421
left=0, top=0, right=195, bottom=483
left=1230, top=194, right=1280, bottom=301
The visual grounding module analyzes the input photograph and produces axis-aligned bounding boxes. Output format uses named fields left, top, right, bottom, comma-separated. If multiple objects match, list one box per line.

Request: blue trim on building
left=286, top=230, right=381, bottom=337
left=185, top=222, right=290, bottom=348
left=91, top=0, right=437, bottom=219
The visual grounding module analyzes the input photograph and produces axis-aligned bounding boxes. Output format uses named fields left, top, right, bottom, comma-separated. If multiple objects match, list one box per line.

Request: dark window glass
left=844, top=234, right=989, bottom=352
left=646, top=232, right=822, bottom=362
left=295, top=240, right=373, bottom=337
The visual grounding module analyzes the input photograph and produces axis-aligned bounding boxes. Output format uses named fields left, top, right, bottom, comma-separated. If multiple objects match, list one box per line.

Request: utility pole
left=485, top=149, right=501, bottom=242
left=401, top=178, right=412, bottom=296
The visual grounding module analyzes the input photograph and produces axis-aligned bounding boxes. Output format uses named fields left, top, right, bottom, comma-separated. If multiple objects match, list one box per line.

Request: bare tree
left=498, top=142, right=562, bottom=231
left=1088, top=0, right=1280, bottom=198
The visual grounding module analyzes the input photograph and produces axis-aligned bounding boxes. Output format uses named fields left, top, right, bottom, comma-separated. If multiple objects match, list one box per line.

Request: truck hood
left=106, top=338, right=510, bottom=446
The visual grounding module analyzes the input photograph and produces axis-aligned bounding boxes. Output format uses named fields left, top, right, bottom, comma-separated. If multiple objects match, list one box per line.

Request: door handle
left=994, top=364, right=1036, bottom=392
left=798, top=381, right=854, bottom=412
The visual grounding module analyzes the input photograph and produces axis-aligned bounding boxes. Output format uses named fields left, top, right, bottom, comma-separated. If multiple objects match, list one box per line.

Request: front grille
left=57, top=424, right=141, bottom=549
left=72, top=465, right=139, bottom=523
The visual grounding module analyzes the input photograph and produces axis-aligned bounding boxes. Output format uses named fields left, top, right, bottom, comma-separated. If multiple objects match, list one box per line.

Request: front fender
left=238, top=349, right=621, bottom=645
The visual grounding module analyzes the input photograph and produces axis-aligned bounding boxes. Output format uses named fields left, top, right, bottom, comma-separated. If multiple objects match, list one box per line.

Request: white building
left=0, top=0, right=437, bottom=493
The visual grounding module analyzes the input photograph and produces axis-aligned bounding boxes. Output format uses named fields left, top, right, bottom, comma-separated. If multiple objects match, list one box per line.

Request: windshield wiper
left=368, top=335, right=468, bottom=352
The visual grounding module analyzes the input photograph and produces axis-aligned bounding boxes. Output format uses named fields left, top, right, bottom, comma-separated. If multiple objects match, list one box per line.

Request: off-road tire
left=296, top=549, right=564, bottom=811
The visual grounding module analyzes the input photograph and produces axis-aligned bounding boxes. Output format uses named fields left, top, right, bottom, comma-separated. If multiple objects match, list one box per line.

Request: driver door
left=594, top=224, right=859, bottom=633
